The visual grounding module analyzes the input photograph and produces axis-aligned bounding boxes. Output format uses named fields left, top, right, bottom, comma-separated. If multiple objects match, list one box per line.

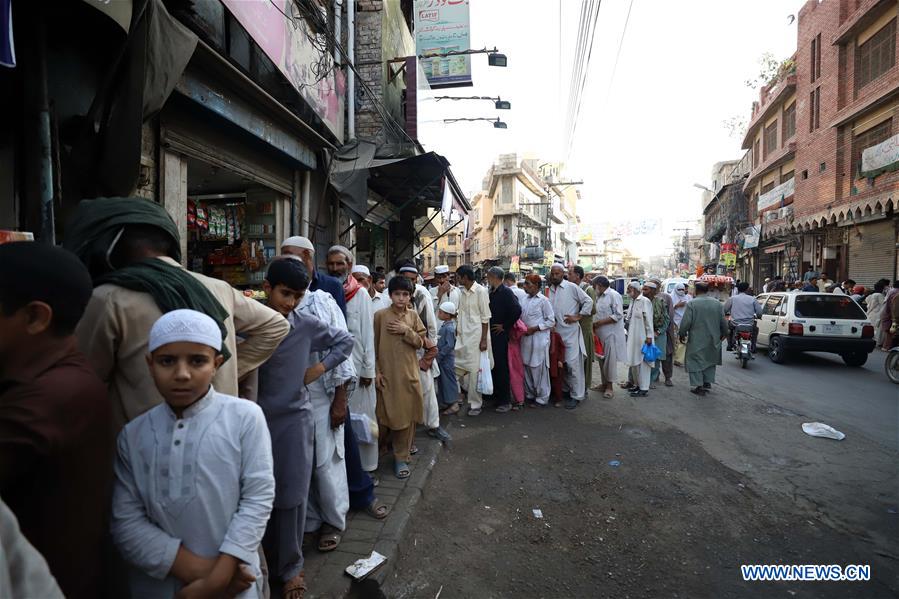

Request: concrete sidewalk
left=302, top=426, right=448, bottom=598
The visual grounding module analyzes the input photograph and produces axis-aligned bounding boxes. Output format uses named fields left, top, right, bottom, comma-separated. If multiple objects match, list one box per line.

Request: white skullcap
left=281, top=236, right=314, bottom=252
left=352, top=264, right=370, bottom=276
left=628, top=281, right=642, bottom=291
left=149, top=309, right=222, bottom=353
left=439, top=302, right=457, bottom=315
left=327, top=244, right=354, bottom=261
left=644, top=281, right=658, bottom=289
left=551, top=263, right=566, bottom=269
left=434, top=265, right=449, bottom=274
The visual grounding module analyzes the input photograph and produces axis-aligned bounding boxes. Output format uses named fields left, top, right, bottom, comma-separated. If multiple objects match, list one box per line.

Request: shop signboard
left=543, top=250, right=555, bottom=267
left=414, top=0, right=472, bottom=88
left=757, top=177, right=794, bottom=212
left=720, top=242, right=737, bottom=268
left=742, top=225, right=761, bottom=250
left=510, top=255, right=520, bottom=273
left=221, top=0, right=345, bottom=139
left=861, top=132, right=899, bottom=177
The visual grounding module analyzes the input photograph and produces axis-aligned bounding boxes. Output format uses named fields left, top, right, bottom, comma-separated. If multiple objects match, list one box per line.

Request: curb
left=367, top=425, right=447, bottom=589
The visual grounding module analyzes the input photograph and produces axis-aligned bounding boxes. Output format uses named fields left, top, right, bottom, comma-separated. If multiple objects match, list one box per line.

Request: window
left=783, top=103, right=796, bottom=140
left=763, top=121, right=778, bottom=158
left=761, top=181, right=776, bottom=194
left=448, top=255, right=458, bottom=267
left=448, top=234, right=456, bottom=245
left=811, top=33, right=822, bottom=83
left=794, top=295, right=866, bottom=319
left=855, top=18, right=896, bottom=91
left=809, top=87, right=821, bottom=131
left=820, top=161, right=827, bottom=172
left=852, top=118, right=892, bottom=178
left=762, top=296, right=783, bottom=316
left=802, top=169, right=809, bottom=179
left=781, top=170, right=794, bottom=183
left=753, top=139, right=761, bottom=168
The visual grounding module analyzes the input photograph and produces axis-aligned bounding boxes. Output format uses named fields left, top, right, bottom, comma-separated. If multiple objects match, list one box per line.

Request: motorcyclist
left=724, top=281, right=762, bottom=352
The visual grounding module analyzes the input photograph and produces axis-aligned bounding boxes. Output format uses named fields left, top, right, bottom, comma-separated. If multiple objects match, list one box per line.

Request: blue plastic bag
left=642, top=343, right=661, bottom=363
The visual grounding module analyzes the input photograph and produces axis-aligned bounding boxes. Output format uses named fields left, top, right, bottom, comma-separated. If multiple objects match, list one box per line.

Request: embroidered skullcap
left=327, top=245, right=354, bottom=261
left=643, top=281, right=658, bottom=289
left=352, top=264, right=370, bottom=276
left=439, top=301, right=457, bottom=315
left=434, top=265, right=449, bottom=274
left=399, top=265, right=419, bottom=274
left=281, top=236, right=315, bottom=252
left=149, top=309, right=223, bottom=353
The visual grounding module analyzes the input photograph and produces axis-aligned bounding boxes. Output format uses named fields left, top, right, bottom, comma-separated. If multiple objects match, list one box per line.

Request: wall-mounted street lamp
left=389, top=47, right=508, bottom=67
left=434, top=96, right=511, bottom=110
left=444, top=117, right=508, bottom=129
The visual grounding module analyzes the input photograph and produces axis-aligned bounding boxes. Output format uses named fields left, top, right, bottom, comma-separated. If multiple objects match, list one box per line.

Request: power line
left=604, top=0, right=635, bottom=106
left=566, top=0, right=602, bottom=160
left=563, top=0, right=602, bottom=160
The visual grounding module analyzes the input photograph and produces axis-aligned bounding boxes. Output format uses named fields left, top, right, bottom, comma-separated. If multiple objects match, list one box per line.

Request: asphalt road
left=383, top=347, right=899, bottom=598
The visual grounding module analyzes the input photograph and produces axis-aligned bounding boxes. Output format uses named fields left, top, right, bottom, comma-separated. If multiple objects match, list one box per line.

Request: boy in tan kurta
left=374, top=276, right=426, bottom=478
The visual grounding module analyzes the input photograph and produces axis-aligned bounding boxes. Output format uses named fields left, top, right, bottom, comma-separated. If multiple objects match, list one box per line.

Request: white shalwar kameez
left=414, top=283, right=441, bottom=429
left=371, top=290, right=392, bottom=314
left=548, top=280, right=593, bottom=401
left=625, top=293, right=654, bottom=391
left=430, top=285, right=462, bottom=310
left=296, top=290, right=355, bottom=532
left=520, top=293, right=555, bottom=404
left=345, top=288, right=377, bottom=472
left=454, top=282, right=492, bottom=411
left=594, top=288, right=626, bottom=386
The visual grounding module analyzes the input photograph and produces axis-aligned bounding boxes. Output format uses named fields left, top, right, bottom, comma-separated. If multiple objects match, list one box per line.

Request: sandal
left=317, top=524, right=342, bottom=552
left=410, top=444, right=419, bottom=455
left=394, top=460, right=411, bottom=479
left=467, top=408, right=481, bottom=416
left=442, top=403, right=460, bottom=416
left=365, top=499, right=390, bottom=520
left=283, top=571, right=307, bottom=599
left=603, top=390, right=614, bottom=399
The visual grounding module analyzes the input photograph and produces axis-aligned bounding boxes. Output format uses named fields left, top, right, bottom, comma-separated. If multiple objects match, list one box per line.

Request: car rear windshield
left=794, top=295, right=866, bottom=320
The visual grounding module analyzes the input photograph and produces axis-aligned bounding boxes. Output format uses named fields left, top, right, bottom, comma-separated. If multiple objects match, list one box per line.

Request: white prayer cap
left=628, top=281, right=642, bottom=291
left=327, top=244, right=354, bottom=261
left=644, top=281, right=658, bottom=289
left=281, top=236, right=314, bottom=252
left=434, top=265, right=450, bottom=274
left=149, top=309, right=222, bottom=353
left=352, top=264, right=370, bottom=276
left=439, top=301, right=457, bottom=315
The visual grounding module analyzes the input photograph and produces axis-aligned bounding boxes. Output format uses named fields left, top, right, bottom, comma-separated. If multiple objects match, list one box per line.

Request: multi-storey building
left=749, top=0, right=899, bottom=286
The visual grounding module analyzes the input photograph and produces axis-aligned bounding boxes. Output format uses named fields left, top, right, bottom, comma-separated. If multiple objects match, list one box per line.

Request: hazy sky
left=416, top=0, right=801, bottom=255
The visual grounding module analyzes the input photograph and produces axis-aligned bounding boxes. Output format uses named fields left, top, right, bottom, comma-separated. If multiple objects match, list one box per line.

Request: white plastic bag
left=801, top=422, right=845, bottom=441
left=476, top=351, right=494, bottom=395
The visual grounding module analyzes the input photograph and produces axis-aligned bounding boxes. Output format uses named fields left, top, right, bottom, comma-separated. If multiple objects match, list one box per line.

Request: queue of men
left=0, top=196, right=734, bottom=599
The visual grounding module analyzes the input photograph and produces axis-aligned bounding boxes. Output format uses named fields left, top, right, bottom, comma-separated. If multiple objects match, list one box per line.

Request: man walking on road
left=593, top=276, right=626, bottom=399
left=486, top=267, right=522, bottom=413
left=678, top=282, right=729, bottom=396
left=455, top=266, right=492, bottom=416
left=624, top=281, right=654, bottom=397
left=548, top=264, right=594, bottom=409
left=648, top=278, right=675, bottom=387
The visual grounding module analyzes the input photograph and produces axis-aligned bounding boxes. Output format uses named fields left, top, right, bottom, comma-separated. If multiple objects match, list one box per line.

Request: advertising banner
left=757, top=177, right=794, bottom=212
left=510, top=255, right=520, bottom=273
left=742, top=225, right=761, bottom=250
left=861, top=132, right=899, bottom=177
left=720, top=242, right=737, bottom=268
left=414, top=0, right=472, bottom=88
left=221, top=0, right=345, bottom=138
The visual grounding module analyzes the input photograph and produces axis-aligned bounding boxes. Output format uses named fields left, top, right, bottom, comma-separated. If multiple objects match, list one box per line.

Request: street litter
left=801, top=422, right=845, bottom=440
left=532, top=508, right=543, bottom=519
left=608, top=460, right=621, bottom=467
left=522, top=434, right=529, bottom=439
left=345, top=551, right=387, bottom=581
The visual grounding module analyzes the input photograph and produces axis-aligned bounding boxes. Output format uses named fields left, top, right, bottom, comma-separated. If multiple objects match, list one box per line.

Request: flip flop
left=442, top=403, right=460, bottom=415
left=410, top=444, right=419, bottom=455
left=603, top=390, right=614, bottom=399
left=467, top=408, right=482, bottom=416
left=317, top=524, right=342, bottom=552
left=365, top=499, right=390, bottom=520
left=394, top=460, right=411, bottom=479
left=284, top=571, right=307, bottom=599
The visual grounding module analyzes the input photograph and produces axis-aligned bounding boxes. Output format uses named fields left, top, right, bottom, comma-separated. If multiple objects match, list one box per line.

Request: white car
left=754, top=292, right=876, bottom=367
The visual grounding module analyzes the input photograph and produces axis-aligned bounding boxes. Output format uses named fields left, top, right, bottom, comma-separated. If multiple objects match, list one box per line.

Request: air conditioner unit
left=778, top=206, right=793, bottom=219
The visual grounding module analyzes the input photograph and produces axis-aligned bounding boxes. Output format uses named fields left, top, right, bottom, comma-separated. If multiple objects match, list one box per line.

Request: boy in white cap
left=435, top=302, right=459, bottom=414
left=111, top=309, right=275, bottom=598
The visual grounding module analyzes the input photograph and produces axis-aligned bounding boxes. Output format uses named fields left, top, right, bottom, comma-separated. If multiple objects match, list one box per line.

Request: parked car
left=754, top=292, right=876, bottom=366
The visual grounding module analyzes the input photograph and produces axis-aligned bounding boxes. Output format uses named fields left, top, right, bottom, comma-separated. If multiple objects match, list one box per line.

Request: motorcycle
left=886, top=347, right=899, bottom=384
left=732, top=323, right=754, bottom=369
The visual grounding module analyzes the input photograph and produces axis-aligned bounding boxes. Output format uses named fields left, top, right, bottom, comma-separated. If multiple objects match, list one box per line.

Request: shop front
left=847, top=216, right=898, bottom=287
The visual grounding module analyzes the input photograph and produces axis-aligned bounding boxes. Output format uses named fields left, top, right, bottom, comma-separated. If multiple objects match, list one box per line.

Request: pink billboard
left=221, top=0, right=345, bottom=139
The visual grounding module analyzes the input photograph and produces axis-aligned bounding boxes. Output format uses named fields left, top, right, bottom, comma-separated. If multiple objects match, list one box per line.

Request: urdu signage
left=860, top=133, right=899, bottom=177
left=757, top=177, right=794, bottom=212
left=414, top=0, right=472, bottom=88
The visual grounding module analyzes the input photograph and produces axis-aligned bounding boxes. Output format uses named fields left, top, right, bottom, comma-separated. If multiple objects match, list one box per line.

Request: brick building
left=750, top=0, right=899, bottom=287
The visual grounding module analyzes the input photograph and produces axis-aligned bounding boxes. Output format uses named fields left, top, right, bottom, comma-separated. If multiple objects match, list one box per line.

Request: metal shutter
left=848, top=218, right=896, bottom=288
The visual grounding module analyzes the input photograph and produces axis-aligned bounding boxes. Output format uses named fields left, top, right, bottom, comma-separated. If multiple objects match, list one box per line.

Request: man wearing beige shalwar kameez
left=454, top=266, right=492, bottom=416
left=374, top=279, right=426, bottom=478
